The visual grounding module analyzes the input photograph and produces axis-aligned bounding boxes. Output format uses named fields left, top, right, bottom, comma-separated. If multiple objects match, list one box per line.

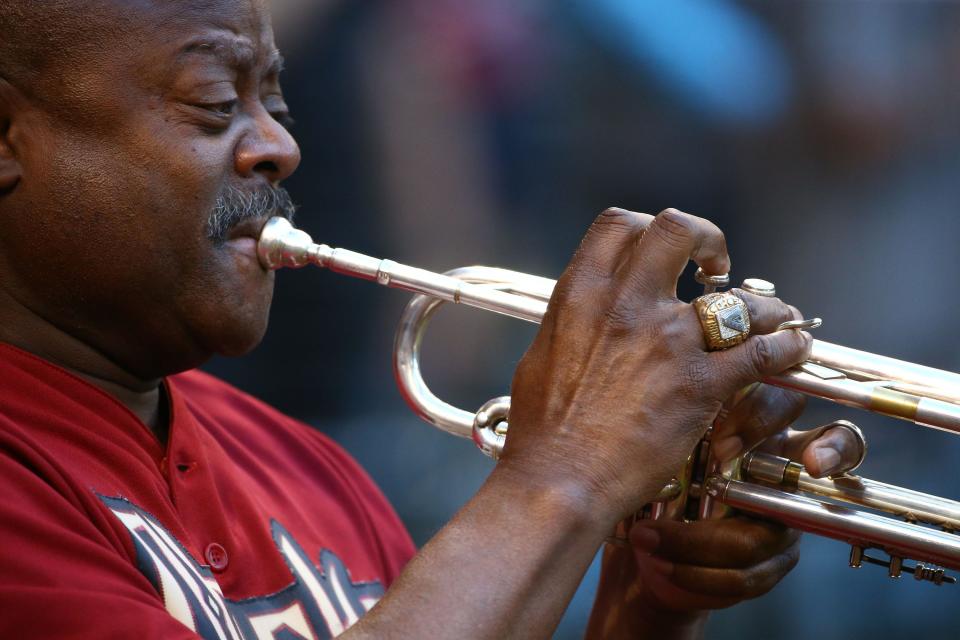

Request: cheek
left=15, top=112, right=273, bottom=358
left=9, top=131, right=157, bottom=283
left=176, top=253, right=276, bottom=356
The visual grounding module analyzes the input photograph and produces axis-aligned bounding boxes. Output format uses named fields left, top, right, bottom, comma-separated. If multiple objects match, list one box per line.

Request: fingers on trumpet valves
left=711, top=385, right=807, bottom=463
left=795, top=421, right=867, bottom=478
left=630, top=517, right=799, bottom=569
left=734, top=420, right=867, bottom=478
left=628, top=517, right=801, bottom=604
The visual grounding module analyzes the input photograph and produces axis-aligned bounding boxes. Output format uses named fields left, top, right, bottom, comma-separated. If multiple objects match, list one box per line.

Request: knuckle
left=749, top=336, right=777, bottom=374
left=593, top=207, right=644, bottom=232
left=599, top=206, right=629, bottom=220
left=651, top=208, right=694, bottom=249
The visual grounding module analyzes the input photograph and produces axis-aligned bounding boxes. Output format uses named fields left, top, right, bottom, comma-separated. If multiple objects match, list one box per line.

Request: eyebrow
left=179, top=38, right=263, bottom=71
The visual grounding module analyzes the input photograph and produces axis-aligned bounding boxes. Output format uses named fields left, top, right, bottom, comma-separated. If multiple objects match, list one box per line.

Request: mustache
left=207, top=185, right=298, bottom=243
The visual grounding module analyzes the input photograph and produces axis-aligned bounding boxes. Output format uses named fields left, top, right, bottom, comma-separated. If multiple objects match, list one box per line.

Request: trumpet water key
left=258, top=216, right=960, bottom=585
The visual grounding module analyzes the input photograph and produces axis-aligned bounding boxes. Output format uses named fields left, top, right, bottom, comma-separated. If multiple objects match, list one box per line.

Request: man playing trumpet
left=0, top=1, right=862, bottom=638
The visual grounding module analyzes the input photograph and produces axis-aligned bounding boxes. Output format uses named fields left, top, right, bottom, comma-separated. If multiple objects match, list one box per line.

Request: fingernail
left=630, top=525, right=660, bottom=553
left=814, top=446, right=842, bottom=476
left=712, top=436, right=743, bottom=461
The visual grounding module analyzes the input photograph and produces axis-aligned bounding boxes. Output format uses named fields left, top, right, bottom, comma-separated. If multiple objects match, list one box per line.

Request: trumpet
left=258, top=217, right=960, bottom=586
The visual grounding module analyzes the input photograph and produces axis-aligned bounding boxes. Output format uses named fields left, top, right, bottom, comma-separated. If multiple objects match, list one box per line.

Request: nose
left=235, top=106, right=301, bottom=184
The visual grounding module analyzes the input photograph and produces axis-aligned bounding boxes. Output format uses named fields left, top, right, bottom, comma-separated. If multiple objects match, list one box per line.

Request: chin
left=187, top=290, right=274, bottom=359
left=210, top=308, right=272, bottom=357
left=182, top=255, right=277, bottom=359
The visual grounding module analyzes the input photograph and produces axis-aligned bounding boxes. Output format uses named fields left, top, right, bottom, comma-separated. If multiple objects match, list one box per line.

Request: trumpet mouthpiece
left=257, top=217, right=318, bottom=270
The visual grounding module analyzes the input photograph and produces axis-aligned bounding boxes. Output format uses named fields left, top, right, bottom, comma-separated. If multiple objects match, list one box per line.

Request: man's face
left=0, top=0, right=300, bottom=378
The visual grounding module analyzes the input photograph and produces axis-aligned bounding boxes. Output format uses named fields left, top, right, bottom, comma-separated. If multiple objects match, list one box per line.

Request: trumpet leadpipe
left=257, top=217, right=548, bottom=322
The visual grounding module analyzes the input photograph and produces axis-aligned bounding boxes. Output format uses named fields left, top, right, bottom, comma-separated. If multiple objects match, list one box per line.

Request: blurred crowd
left=203, top=1, right=960, bottom=637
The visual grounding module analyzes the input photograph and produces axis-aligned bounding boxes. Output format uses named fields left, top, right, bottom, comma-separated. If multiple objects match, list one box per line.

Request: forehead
left=16, top=0, right=280, bottom=122
left=132, top=0, right=279, bottom=74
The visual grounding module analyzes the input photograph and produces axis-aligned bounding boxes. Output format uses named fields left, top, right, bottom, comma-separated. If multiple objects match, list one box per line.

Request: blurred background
left=205, top=0, right=960, bottom=637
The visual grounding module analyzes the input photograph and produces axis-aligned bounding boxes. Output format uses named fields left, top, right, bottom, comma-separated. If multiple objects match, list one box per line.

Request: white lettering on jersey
left=102, top=496, right=385, bottom=640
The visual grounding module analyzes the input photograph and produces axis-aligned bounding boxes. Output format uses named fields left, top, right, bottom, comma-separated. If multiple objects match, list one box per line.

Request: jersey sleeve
left=0, top=437, right=202, bottom=640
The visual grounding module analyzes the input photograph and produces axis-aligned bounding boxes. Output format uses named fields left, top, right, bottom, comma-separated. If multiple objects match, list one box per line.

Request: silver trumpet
left=259, top=217, right=960, bottom=586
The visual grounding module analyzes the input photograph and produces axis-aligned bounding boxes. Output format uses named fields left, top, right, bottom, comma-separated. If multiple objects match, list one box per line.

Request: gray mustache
left=207, top=185, right=297, bottom=243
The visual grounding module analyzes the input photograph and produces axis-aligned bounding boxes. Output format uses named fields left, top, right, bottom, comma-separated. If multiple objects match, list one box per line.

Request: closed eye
left=202, top=99, right=238, bottom=116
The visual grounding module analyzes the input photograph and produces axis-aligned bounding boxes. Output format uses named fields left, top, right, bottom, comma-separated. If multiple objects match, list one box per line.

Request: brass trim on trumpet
left=870, top=386, right=921, bottom=422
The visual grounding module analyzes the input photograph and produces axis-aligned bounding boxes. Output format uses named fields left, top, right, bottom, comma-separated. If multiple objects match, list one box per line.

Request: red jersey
left=0, top=343, right=416, bottom=639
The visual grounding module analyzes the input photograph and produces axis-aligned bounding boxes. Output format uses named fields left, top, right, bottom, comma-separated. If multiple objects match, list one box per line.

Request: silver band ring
left=777, top=318, right=823, bottom=332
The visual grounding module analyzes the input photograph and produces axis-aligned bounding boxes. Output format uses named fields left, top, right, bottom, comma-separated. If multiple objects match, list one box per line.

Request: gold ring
left=693, top=292, right=751, bottom=351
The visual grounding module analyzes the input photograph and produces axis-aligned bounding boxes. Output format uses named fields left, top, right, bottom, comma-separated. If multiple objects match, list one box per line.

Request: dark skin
left=587, top=381, right=861, bottom=639
left=0, top=1, right=861, bottom=637
left=0, top=0, right=298, bottom=429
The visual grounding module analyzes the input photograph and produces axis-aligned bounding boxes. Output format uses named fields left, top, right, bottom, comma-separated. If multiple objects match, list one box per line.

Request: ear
left=0, top=77, right=23, bottom=193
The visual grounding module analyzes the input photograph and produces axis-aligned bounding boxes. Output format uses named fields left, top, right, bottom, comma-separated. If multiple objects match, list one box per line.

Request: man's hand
left=501, top=208, right=813, bottom=524
left=350, top=208, right=817, bottom=640
left=586, top=384, right=865, bottom=639
left=711, top=383, right=864, bottom=477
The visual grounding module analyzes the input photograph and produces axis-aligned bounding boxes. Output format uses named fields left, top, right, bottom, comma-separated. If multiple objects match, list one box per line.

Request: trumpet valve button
left=741, top=278, right=777, bottom=297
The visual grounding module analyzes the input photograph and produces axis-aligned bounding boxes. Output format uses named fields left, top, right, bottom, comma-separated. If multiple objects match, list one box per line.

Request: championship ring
left=693, top=292, right=751, bottom=351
